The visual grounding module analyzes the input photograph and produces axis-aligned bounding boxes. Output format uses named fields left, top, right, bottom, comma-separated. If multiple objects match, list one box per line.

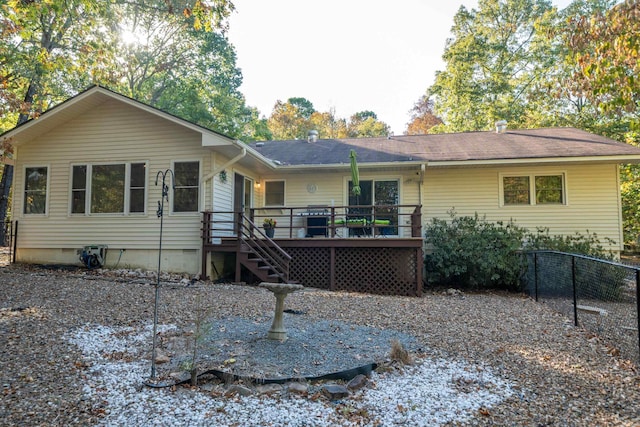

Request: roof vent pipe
left=495, top=120, right=507, bottom=133
left=307, top=130, right=318, bottom=143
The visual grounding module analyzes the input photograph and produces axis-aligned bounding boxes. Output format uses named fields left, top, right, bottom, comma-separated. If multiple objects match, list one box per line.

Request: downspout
left=418, top=163, right=426, bottom=206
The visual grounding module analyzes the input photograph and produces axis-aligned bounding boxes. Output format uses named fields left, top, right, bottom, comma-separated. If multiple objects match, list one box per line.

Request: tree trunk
left=0, top=83, right=38, bottom=245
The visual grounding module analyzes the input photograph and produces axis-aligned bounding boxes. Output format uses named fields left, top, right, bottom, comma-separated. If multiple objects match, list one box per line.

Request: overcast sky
left=227, top=0, right=574, bottom=135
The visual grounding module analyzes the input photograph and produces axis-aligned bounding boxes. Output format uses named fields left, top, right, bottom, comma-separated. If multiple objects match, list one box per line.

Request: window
left=503, top=176, right=530, bottom=205
left=173, top=161, right=200, bottom=212
left=129, top=163, right=146, bottom=213
left=71, top=162, right=147, bottom=214
left=502, top=173, right=565, bottom=206
left=24, top=167, right=48, bottom=214
left=348, top=179, right=399, bottom=235
left=92, top=164, right=125, bottom=213
left=265, top=180, right=285, bottom=206
left=71, top=165, right=87, bottom=214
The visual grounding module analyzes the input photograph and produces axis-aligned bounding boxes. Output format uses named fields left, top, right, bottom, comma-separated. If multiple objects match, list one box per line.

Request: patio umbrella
left=349, top=149, right=361, bottom=197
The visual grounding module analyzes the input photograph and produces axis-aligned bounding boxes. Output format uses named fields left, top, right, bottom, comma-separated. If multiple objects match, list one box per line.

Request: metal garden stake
left=149, top=169, right=174, bottom=381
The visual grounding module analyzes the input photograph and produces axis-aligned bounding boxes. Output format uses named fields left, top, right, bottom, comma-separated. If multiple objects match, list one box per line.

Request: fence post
left=12, top=220, right=17, bottom=264
left=534, top=252, right=539, bottom=302
left=572, top=255, right=578, bottom=327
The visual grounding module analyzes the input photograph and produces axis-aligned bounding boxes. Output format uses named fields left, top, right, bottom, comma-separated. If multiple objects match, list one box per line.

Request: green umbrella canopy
left=349, top=149, right=361, bottom=196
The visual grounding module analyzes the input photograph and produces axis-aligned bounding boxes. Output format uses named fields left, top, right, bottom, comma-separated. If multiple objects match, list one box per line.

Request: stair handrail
left=236, top=212, right=291, bottom=282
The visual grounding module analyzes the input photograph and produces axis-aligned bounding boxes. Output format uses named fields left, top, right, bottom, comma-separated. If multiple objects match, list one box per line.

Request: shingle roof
left=248, top=128, right=640, bottom=166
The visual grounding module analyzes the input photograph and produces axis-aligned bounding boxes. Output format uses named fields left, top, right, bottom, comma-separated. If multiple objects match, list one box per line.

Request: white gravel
left=67, top=323, right=514, bottom=426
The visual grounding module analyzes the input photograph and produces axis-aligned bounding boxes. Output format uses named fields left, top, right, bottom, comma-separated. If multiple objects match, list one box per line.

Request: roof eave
left=427, top=155, right=640, bottom=167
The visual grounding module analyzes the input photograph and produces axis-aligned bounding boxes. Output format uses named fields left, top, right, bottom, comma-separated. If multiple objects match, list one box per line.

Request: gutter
left=203, top=142, right=246, bottom=182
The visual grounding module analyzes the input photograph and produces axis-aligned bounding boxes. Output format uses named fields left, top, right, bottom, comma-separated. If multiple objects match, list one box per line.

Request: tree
left=347, top=112, right=390, bottom=138
left=0, top=0, right=234, bottom=243
left=308, top=109, right=348, bottom=139
left=560, top=0, right=640, bottom=245
left=428, top=0, right=555, bottom=132
left=405, top=96, right=443, bottom=135
left=566, top=0, right=640, bottom=116
left=267, top=100, right=310, bottom=140
left=287, top=97, right=316, bottom=119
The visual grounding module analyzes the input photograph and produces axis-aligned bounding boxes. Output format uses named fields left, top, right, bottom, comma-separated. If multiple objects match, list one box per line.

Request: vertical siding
left=423, top=164, right=623, bottom=251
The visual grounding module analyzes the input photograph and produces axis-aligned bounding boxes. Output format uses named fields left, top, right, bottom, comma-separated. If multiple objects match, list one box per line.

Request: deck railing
left=204, top=204, right=422, bottom=240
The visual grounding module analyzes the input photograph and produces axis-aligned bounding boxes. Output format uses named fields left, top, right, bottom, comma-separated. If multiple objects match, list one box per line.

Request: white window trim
left=171, top=159, right=202, bottom=215
left=499, top=171, right=567, bottom=207
left=69, top=161, right=148, bottom=216
left=23, top=164, right=50, bottom=216
left=264, top=179, right=286, bottom=207
left=343, top=176, right=402, bottom=237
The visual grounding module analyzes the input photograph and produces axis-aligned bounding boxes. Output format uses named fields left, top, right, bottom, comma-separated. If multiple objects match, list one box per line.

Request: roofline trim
left=2, top=85, right=237, bottom=145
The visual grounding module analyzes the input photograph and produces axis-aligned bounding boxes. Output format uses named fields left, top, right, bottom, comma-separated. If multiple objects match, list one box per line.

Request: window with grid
left=502, top=173, right=564, bottom=206
left=24, top=167, right=48, bottom=214
left=173, top=161, right=200, bottom=212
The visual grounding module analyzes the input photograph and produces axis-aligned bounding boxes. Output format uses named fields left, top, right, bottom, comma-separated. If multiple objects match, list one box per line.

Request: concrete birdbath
left=259, top=282, right=304, bottom=340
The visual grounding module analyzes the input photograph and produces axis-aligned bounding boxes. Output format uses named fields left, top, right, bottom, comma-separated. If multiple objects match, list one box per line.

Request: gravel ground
left=1, top=252, right=639, bottom=426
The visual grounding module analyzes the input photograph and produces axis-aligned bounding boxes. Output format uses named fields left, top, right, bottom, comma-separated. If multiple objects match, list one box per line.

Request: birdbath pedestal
left=259, top=282, right=304, bottom=340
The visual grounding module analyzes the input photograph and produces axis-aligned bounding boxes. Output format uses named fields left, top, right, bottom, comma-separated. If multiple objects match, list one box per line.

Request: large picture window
left=502, top=173, right=565, bottom=206
left=24, top=166, right=48, bottom=214
left=71, top=162, right=147, bottom=214
left=173, top=161, right=200, bottom=212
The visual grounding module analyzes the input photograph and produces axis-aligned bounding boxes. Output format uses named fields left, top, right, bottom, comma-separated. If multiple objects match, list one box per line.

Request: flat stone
left=256, top=383, right=283, bottom=395
left=321, top=384, right=349, bottom=401
left=346, top=374, right=368, bottom=391
left=154, top=349, right=170, bottom=364
left=225, top=384, right=253, bottom=397
left=287, top=382, right=309, bottom=395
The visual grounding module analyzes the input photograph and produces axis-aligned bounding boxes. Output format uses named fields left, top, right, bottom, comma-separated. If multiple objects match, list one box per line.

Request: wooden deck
left=201, top=205, right=424, bottom=296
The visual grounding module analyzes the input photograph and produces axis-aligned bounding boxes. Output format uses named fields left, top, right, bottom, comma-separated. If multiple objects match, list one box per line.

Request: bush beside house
left=424, top=211, right=618, bottom=292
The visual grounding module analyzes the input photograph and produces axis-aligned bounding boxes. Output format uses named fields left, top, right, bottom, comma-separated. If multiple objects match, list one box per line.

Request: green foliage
left=425, top=211, right=617, bottom=291
left=566, top=0, right=640, bottom=115
left=424, top=211, right=527, bottom=290
left=523, top=227, right=615, bottom=259
left=267, top=100, right=390, bottom=140
left=428, top=0, right=556, bottom=132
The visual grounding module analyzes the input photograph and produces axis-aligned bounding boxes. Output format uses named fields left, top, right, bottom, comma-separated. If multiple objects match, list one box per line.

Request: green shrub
left=424, top=212, right=620, bottom=294
left=522, top=227, right=615, bottom=259
left=424, top=211, right=526, bottom=291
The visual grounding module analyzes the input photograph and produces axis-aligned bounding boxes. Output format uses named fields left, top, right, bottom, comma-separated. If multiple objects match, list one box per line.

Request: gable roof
left=0, top=85, right=277, bottom=173
left=248, top=128, right=640, bottom=168
left=1, top=85, right=235, bottom=145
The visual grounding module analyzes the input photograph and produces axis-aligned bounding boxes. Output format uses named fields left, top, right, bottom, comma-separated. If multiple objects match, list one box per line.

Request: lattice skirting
left=288, top=247, right=420, bottom=296
left=287, top=247, right=332, bottom=290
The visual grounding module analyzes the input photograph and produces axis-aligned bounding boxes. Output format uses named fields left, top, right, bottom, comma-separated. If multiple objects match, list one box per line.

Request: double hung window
left=24, top=166, right=48, bottom=214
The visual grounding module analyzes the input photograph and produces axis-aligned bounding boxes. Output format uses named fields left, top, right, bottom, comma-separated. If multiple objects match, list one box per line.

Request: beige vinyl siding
left=423, top=164, right=623, bottom=251
left=14, top=99, right=210, bottom=253
left=254, top=171, right=421, bottom=237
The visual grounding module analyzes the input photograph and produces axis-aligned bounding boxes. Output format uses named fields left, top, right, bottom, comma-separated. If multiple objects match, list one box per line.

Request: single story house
left=2, top=85, right=640, bottom=296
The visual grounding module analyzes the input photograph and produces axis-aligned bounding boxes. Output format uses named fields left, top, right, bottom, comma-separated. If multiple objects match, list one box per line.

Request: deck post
left=330, top=247, right=336, bottom=290
left=415, top=247, right=423, bottom=297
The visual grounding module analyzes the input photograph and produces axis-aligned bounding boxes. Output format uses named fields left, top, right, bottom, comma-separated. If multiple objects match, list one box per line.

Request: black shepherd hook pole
left=149, top=168, right=175, bottom=381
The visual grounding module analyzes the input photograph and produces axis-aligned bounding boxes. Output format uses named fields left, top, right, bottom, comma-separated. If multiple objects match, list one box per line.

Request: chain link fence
left=522, top=251, right=640, bottom=364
